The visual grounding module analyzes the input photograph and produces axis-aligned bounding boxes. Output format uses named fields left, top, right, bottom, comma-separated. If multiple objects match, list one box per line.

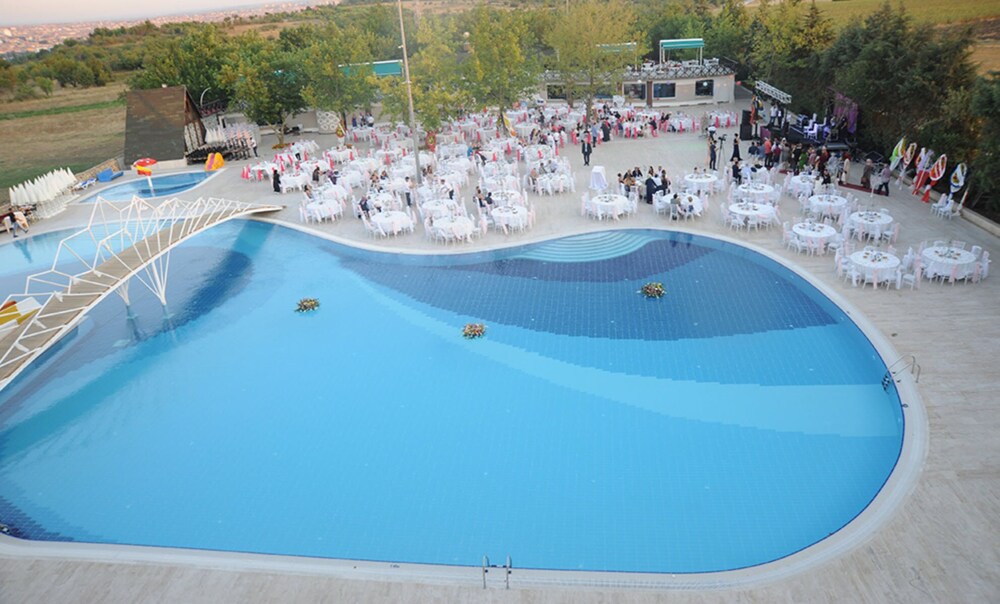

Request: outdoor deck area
left=0, top=104, right=997, bottom=602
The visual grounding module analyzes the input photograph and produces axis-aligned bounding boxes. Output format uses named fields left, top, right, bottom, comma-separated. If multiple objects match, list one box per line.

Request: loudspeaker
left=740, top=123, right=753, bottom=140
left=742, top=109, right=752, bottom=125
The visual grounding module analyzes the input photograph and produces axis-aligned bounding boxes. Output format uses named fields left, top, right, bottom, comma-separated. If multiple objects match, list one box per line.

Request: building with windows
left=540, top=38, right=735, bottom=107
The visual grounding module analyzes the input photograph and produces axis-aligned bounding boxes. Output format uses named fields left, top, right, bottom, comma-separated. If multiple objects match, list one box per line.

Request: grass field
left=0, top=82, right=126, bottom=202
left=809, top=0, right=1000, bottom=27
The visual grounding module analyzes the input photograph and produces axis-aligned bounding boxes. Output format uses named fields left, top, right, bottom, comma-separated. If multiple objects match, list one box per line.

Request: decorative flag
left=921, top=154, right=947, bottom=202
left=950, top=163, right=967, bottom=194
left=502, top=113, right=516, bottom=138
left=912, top=147, right=930, bottom=193
left=889, top=138, right=906, bottom=171
left=901, top=143, right=917, bottom=170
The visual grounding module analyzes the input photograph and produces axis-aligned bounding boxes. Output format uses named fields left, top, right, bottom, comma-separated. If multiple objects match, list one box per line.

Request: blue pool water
left=80, top=171, right=212, bottom=202
left=0, top=223, right=904, bottom=573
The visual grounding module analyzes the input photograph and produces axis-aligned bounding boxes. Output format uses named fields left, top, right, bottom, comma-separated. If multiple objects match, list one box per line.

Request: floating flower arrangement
left=296, top=297, right=320, bottom=312
left=641, top=282, right=665, bottom=299
left=463, top=323, right=486, bottom=339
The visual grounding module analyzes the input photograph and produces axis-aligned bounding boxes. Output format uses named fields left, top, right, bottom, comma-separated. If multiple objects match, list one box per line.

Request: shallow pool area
left=0, top=222, right=904, bottom=574
left=79, top=171, right=212, bottom=202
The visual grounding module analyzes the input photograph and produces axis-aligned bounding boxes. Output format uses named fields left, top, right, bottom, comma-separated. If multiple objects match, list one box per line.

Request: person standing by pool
left=272, top=169, right=282, bottom=194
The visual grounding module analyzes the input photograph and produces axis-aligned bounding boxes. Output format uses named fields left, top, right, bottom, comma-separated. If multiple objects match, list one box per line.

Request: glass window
left=653, top=82, right=676, bottom=98
left=695, top=79, right=714, bottom=97
left=546, top=85, right=566, bottom=100
left=623, top=82, right=645, bottom=100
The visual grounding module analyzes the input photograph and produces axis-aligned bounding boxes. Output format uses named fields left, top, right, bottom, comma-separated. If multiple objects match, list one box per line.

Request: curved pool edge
left=70, top=168, right=226, bottom=205
left=0, top=219, right=928, bottom=591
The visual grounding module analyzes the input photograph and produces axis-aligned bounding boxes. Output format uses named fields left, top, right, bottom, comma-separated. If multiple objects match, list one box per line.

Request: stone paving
left=1, top=100, right=998, bottom=603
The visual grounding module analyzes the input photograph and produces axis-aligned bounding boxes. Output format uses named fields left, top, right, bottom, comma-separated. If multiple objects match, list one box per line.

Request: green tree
left=220, top=33, right=308, bottom=147
left=301, top=24, right=378, bottom=127
left=822, top=2, right=974, bottom=152
left=704, top=0, right=751, bottom=78
left=546, top=0, right=644, bottom=118
left=129, top=25, right=236, bottom=104
left=464, top=6, right=540, bottom=123
left=969, top=74, right=1000, bottom=211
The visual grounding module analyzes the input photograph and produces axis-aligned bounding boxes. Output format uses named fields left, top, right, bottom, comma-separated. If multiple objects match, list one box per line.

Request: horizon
left=1, top=0, right=317, bottom=27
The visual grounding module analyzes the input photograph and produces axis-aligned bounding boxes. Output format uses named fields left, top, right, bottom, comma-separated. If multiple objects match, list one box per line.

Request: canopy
left=659, top=38, right=704, bottom=51
left=658, top=38, right=704, bottom=64
left=340, top=60, right=402, bottom=78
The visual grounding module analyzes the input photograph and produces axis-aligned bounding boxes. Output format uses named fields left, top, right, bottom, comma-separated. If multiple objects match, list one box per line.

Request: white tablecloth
left=850, top=250, right=900, bottom=284
left=656, top=193, right=703, bottom=217
left=590, top=166, right=608, bottom=191
left=523, top=145, right=553, bottom=161
left=793, top=222, right=837, bottom=245
left=921, top=246, right=977, bottom=280
left=491, top=205, right=529, bottom=230
left=809, top=194, right=848, bottom=216
left=849, top=211, right=893, bottom=238
left=788, top=174, right=817, bottom=196
left=490, top=190, right=522, bottom=207
left=589, top=194, right=629, bottom=219
left=685, top=173, right=718, bottom=195
left=737, top=183, right=775, bottom=202
left=305, top=200, right=342, bottom=220
left=371, top=210, right=413, bottom=235
left=370, top=191, right=398, bottom=210
left=729, top=202, right=775, bottom=222
left=433, top=216, right=474, bottom=241
left=422, top=199, right=458, bottom=218
left=325, top=148, right=354, bottom=164
left=536, top=173, right=574, bottom=195
left=483, top=175, right=520, bottom=192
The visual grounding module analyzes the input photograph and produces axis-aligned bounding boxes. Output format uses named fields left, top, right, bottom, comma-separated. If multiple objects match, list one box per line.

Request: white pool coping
left=0, top=223, right=927, bottom=592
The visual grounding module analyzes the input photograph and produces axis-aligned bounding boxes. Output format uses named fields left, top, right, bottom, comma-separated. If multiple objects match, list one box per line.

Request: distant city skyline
left=3, top=0, right=311, bottom=26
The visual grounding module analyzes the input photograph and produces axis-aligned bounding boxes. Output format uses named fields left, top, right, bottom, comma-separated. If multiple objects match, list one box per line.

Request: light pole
left=397, top=0, right=422, bottom=187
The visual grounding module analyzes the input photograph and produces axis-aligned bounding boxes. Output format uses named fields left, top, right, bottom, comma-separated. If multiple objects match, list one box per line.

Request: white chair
left=901, top=267, right=919, bottom=289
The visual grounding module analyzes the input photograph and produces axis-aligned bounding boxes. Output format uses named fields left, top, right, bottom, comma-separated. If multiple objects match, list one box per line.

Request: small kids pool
left=0, top=224, right=905, bottom=574
left=80, top=171, right=212, bottom=202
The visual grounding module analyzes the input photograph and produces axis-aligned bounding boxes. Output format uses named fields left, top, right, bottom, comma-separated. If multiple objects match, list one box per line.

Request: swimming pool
left=0, top=223, right=904, bottom=574
left=79, top=171, right=213, bottom=202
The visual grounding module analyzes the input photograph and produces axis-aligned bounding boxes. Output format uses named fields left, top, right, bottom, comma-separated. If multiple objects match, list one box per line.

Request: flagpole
left=397, top=0, right=421, bottom=188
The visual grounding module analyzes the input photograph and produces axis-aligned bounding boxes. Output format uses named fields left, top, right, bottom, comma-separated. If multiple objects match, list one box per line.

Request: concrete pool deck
left=1, top=102, right=998, bottom=602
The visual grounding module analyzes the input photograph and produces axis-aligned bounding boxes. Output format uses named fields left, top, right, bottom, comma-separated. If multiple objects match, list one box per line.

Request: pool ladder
left=883, top=354, right=920, bottom=391
left=482, top=555, right=512, bottom=589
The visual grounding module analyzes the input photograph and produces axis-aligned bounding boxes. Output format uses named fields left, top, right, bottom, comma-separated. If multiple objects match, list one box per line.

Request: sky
left=2, top=0, right=295, bottom=26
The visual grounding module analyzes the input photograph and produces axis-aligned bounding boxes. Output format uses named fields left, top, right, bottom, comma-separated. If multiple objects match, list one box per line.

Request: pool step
left=515, top=231, right=655, bottom=263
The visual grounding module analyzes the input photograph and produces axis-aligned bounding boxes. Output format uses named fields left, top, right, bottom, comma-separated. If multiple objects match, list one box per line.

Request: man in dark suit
left=581, top=138, right=593, bottom=166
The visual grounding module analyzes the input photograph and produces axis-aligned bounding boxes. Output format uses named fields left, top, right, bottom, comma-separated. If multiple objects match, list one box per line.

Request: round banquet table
left=849, top=249, right=900, bottom=286
left=434, top=216, right=474, bottom=241
left=370, top=210, right=413, bottom=235
left=491, top=205, right=529, bottom=230
left=788, top=174, right=818, bottom=196
left=590, top=194, right=630, bottom=219
left=809, top=194, right=848, bottom=217
left=685, top=173, right=718, bottom=196
left=729, top=202, right=775, bottom=222
left=490, top=190, right=522, bottom=207
left=422, top=199, right=458, bottom=218
left=737, top=182, right=775, bottom=202
left=920, top=246, right=978, bottom=280
left=792, top=222, right=837, bottom=245
left=848, top=211, right=893, bottom=238
left=523, top=145, right=553, bottom=161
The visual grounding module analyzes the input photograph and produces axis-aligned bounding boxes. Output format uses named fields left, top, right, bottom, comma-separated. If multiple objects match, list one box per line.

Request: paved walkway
left=1, top=104, right=998, bottom=603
